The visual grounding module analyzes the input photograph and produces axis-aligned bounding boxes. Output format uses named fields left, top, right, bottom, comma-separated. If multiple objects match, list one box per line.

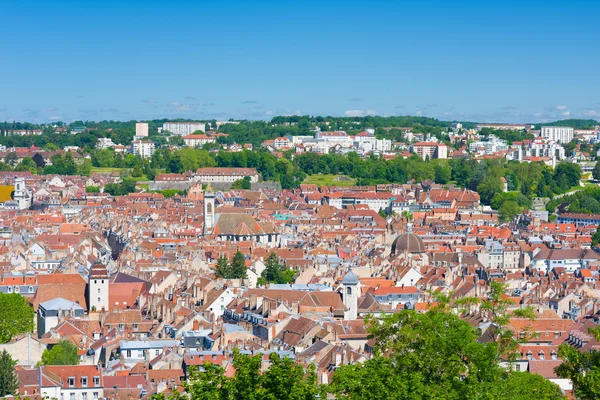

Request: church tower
left=13, top=177, right=31, bottom=210
left=342, top=269, right=360, bottom=320
left=203, top=184, right=215, bottom=235
left=88, top=262, right=109, bottom=312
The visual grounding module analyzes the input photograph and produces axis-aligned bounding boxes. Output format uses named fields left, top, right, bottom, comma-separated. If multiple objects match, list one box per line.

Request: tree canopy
left=0, top=350, right=18, bottom=397
left=41, top=339, right=79, bottom=365
left=0, top=293, right=34, bottom=343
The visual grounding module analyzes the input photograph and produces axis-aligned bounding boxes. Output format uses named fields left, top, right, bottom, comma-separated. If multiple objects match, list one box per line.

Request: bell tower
left=342, top=269, right=360, bottom=320
left=203, top=184, right=215, bottom=235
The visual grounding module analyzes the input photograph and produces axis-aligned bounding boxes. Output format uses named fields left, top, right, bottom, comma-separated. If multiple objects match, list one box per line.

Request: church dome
left=391, top=224, right=425, bottom=255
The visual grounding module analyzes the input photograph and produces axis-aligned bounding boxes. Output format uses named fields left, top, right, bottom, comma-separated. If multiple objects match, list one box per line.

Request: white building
left=135, top=122, right=149, bottom=137
left=131, top=139, right=155, bottom=158
left=469, top=135, right=508, bottom=155
left=96, top=137, right=116, bottom=149
left=541, top=126, right=574, bottom=144
left=163, top=122, right=206, bottom=136
left=88, top=263, right=109, bottom=312
left=183, top=134, right=216, bottom=147
left=193, top=168, right=259, bottom=183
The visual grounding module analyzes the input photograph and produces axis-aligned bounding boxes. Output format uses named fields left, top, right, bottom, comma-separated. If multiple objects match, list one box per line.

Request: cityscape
left=2, top=1, right=600, bottom=400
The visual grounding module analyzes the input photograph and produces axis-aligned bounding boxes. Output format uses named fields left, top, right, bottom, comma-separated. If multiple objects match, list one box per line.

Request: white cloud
left=582, top=109, right=600, bottom=117
left=562, top=111, right=570, bottom=116
left=49, top=116, right=62, bottom=120
left=344, top=109, right=377, bottom=117
left=556, top=105, right=567, bottom=110
left=415, top=110, right=423, bottom=116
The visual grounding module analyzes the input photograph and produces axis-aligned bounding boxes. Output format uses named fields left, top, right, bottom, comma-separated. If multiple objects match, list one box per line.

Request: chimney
left=193, top=319, right=199, bottom=331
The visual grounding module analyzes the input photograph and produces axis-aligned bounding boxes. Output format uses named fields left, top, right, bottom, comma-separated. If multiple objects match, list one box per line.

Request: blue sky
left=2, top=0, right=599, bottom=123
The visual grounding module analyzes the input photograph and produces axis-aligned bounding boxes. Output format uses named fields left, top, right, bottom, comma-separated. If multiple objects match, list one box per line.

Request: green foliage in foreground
left=0, top=293, right=34, bottom=343
left=155, top=303, right=565, bottom=400
left=154, top=350, right=323, bottom=400
left=0, top=350, right=18, bottom=396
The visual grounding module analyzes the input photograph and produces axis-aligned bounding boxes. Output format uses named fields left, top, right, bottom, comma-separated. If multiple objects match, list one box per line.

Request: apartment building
left=163, top=122, right=206, bottom=136
left=541, top=126, right=574, bottom=144
left=135, top=122, right=148, bottom=137
left=411, top=142, right=448, bottom=159
left=183, top=134, right=216, bottom=147
left=131, top=139, right=155, bottom=158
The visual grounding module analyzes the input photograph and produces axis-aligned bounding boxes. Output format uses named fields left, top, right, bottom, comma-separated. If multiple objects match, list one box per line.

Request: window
left=119, top=324, right=125, bottom=330
left=82, top=394, right=87, bottom=400
left=126, top=350, right=131, bottom=357
left=93, top=392, right=99, bottom=399
left=70, top=394, right=75, bottom=400
left=97, top=297, right=101, bottom=303
left=93, top=377, right=100, bottom=387
left=346, top=287, right=352, bottom=296
left=98, top=288, right=101, bottom=293
left=81, top=377, right=88, bottom=387
left=155, top=349, right=160, bottom=356
left=28, top=285, right=33, bottom=292
left=68, top=377, right=75, bottom=387
left=133, top=323, right=138, bottom=330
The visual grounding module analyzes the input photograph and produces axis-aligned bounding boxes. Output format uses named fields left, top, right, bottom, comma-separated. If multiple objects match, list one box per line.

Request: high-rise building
left=131, top=139, right=155, bottom=158
left=541, top=126, right=574, bottom=143
left=411, top=142, right=448, bottom=160
left=136, top=122, right=149, bottom=137
left=163, top=122, right=206, bottom=136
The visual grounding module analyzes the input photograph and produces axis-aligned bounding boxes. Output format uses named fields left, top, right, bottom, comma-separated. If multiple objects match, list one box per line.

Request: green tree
left=258, top=252, right=295, bottom=286
left=593, top=228, right=600, bottom=247
left=231, top=176, right=251, bottom=190
left=434, top=163, right=451, bottom=184
left=487, top=371, right=565, bottom=400
left=32, top=152, right=46, bottom=168
left=230, top=251, right=247, bottom=279
left=132, top=165, right=144, bottom=177
left=41, top=339, right=79, bottom=365
left=498, top=200, right=522, bottom=222
left=214, top=255, right=232, bottom=279
left=155, top=350, right=324, bottom=400
left=0, top=293, right=34, bottom=343
left=594, top=161, right=600, bottom=181
left=556, top=342, right=600, bottom=399
left=4, top=152, right=18, bottom=167
left=0, top=350, right=18, bottom=397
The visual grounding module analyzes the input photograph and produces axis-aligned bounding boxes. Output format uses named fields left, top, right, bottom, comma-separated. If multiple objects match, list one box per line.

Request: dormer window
left=68, top=377, right=75, bottom=387
left=81, top=377, right=88, bottom=387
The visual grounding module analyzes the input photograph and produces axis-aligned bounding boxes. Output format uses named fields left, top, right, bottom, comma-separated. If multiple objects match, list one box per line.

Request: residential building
left=131, top=139, right=155, bottom=158
left=135, top=122, right=149, bottom=137
left=163, top=122, right=206, bottom=136
left=183, top=134, right=216, bottom=147
left=541, top=126, right=574, bottom=144
left=411, top=142, right=448, bottom=159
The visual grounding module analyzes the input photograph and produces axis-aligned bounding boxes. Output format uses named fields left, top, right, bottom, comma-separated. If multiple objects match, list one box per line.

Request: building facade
left=541, top=126, right=574, bottom=144
left=163, top=122, right=206, bottom=136
left=135, top=122, right=148, bottom=137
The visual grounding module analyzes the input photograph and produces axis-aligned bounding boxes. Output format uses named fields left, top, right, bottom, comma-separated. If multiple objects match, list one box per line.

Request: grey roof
left=120, top=339, right=179, bottom=350
left=268, top=284, right=332, bottom=292
left=39, top=297, right=84, bottom=311
left=342, top=269, right=359, bottom=285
